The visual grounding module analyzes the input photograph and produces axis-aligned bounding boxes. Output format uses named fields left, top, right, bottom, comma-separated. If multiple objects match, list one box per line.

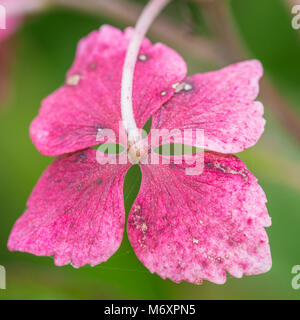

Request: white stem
left=120, top=0, right=171, bottom=143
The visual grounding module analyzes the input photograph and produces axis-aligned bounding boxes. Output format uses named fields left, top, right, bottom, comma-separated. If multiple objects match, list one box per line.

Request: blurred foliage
left=231, top=0, right=300, bottom=112
left=0, top=0, right=300, bottom=300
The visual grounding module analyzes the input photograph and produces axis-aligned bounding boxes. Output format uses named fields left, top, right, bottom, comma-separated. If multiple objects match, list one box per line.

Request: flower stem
left=120, top=0, right=171, bottom=144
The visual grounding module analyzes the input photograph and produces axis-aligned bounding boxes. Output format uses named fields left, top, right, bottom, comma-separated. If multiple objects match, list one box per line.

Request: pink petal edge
left=30, top=25, right=187, bottom=156
left=8, top=149, right=129, bottom=268
left=128, top=152, right=271, bottom=284
left=152, top=60, right=265, bottom=154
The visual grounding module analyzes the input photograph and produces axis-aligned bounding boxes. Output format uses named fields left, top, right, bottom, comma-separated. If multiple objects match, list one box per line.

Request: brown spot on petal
left=215, top=257, right=223, bottom=264
left=89, top=62, right=97, bottom=70
left=138, top=54, right=148, bottom=62
left=133, top=205, right=141, bottom=213
left=205, top=162, right=214, bottom=168
left=183, top=83, right=194, bottom=91
left=173, top=82, right=194, bottom=93
left=172, top=82, right=180, bottom=89
left=141, top=222, right=148, bottom=233
left=195, top=279, right=203, bottom=285
left=66, top=74, right=81, bottom=86
left=75, top=152, right=87, bottom=163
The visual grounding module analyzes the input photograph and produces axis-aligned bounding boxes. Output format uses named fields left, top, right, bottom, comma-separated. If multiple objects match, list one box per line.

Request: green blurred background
left=0, top=0, right=300, bottom=299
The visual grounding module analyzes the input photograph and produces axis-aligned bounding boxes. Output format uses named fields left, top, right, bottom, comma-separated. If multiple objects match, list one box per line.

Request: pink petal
left=30, top=72, right=123, bottom=156
left=152, top=60, right=265, bottom=153
left=8, top=149, right=129, bottom=268
left=127, top=152, right=271, bottom=284
left=30, top=25, right=187, bottom=156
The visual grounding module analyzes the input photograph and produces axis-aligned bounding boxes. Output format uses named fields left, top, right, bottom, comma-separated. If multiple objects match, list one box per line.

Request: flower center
left=127, top=139, right=149, bottom=164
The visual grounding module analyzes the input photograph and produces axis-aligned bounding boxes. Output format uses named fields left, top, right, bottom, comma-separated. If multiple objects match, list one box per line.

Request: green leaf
left=123, top=165, right=142, bottom=216
left=91, top=143, right=125, bottom=154
left=154, top=143, right=203, bottom=156
left=142, top=117, right=152, bottom=138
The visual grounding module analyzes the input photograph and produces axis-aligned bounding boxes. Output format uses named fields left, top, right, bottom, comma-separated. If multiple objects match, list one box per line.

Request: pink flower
left=8, top=25, right=271, bottom=285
